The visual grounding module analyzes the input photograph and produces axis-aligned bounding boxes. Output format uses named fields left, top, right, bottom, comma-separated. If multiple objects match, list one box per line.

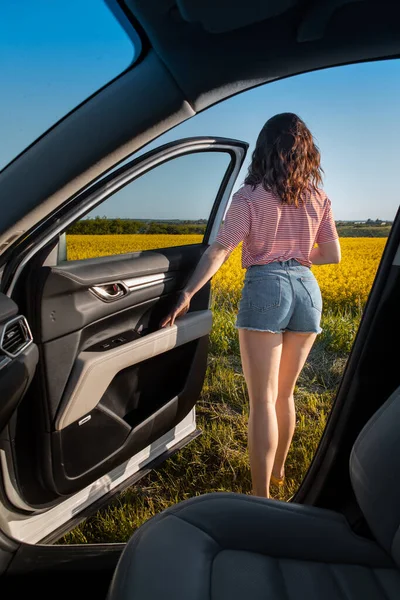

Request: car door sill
left=40, top=428, right=202, bottom=545
left=0, top=411, right=199, bottom=544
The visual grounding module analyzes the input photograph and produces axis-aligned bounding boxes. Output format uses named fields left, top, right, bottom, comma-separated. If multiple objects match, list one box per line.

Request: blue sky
left=1, top=1, right=399, bottom=221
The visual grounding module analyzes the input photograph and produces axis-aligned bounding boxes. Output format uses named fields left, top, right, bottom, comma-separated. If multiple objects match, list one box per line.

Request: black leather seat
left=108, top=386, right=400, bottom=599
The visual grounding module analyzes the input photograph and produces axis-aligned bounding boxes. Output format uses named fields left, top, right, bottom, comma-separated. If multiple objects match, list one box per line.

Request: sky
left=1, top=1, right=399, bottom=222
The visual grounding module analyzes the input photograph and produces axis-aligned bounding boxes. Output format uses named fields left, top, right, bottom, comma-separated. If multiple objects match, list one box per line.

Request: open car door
left=0, top=137, right=247, bottom=542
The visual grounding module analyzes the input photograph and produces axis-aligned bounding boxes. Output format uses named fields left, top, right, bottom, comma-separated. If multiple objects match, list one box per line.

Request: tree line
left=68, top=217, right=207, bottom=235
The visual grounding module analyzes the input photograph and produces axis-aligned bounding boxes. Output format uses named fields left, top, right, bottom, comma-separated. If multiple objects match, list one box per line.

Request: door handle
left=90, top=282, right=128, bottom=302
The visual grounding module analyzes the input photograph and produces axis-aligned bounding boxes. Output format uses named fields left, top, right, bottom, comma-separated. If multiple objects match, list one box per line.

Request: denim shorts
left=236, top=259, right=322, bottom=334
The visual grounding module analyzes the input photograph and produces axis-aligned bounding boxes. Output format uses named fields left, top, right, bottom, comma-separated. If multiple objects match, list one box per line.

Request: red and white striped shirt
left=216, top=184, right=338, bottom=268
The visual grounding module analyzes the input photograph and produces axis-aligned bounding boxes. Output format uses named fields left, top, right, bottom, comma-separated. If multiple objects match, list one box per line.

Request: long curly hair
left=245, top=113, right=323, bottom=206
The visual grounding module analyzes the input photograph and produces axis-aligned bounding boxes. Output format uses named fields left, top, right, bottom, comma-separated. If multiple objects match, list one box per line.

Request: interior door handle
left=90, top=282, right=128, bottom=302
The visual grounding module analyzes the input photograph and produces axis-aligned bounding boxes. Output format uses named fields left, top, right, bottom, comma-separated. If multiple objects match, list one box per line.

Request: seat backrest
left=350, top=385, right=400, bottom=566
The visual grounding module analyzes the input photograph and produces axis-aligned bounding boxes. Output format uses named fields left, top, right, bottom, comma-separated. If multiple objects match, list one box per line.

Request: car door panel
left=21, top=245, right=211, bottom=496
left=24, top=244, right=208, bottom=423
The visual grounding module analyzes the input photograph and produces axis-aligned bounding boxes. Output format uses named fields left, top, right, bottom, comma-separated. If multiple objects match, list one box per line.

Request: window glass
left=0, top=0, right=136, bottom=170
left=65, top=151, right=231, bottom=260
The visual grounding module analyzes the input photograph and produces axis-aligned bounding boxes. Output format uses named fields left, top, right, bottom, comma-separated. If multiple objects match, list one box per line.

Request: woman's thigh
left=278, top=331, right=317, bottom=398
left=238, top=329, right=283, bottom=404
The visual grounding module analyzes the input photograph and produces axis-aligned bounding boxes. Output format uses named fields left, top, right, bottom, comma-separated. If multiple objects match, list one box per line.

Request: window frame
left=3, top=137, right=248, bottom=294
left=61, top=148, right=234, bottom=263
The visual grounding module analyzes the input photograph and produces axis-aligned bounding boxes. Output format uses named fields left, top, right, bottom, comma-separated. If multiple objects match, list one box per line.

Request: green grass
left=61, top=306, right=360, bottom=544
left=336, top=225, right=391, bottom=237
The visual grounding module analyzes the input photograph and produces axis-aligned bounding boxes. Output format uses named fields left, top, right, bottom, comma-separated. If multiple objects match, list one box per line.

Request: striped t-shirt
left=216, top=184, right=338, bottom=268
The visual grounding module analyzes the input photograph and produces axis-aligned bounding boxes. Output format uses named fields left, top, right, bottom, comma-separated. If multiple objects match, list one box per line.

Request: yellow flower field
left=66, top=234, right=201, bottom=259
left=66, top=235, right=386, bottom=311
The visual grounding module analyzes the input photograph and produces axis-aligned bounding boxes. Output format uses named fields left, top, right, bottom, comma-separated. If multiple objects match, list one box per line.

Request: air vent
left=1, top=316, right=33, bottom=358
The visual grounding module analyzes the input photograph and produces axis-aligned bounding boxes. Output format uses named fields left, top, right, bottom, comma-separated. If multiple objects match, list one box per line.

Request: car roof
left=125, top=0, right=400, bottom=110
left=0, top=0, right=399, bottom=255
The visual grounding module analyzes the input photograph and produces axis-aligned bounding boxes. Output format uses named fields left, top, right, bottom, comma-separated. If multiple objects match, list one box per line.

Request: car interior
left=0, top=0, right=400, bottom=598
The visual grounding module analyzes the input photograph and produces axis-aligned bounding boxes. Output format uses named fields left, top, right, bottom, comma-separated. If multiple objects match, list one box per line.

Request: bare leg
left=239, top=329, right=283, bottom=498
left=272, top=331, right=317, bottom=479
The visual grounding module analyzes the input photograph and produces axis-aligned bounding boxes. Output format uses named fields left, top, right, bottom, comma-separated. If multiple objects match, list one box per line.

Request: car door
left=0, top=137, right=247, bottom=518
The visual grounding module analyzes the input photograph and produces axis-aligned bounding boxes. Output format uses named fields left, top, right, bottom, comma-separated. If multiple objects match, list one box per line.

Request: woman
left=161, top=113, right=341, bottom=498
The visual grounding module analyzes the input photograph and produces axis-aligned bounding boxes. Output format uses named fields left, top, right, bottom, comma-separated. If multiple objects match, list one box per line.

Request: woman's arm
left=310, top=239, right=341, bottom=265
left=160, top=242, right=230, bottom=327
